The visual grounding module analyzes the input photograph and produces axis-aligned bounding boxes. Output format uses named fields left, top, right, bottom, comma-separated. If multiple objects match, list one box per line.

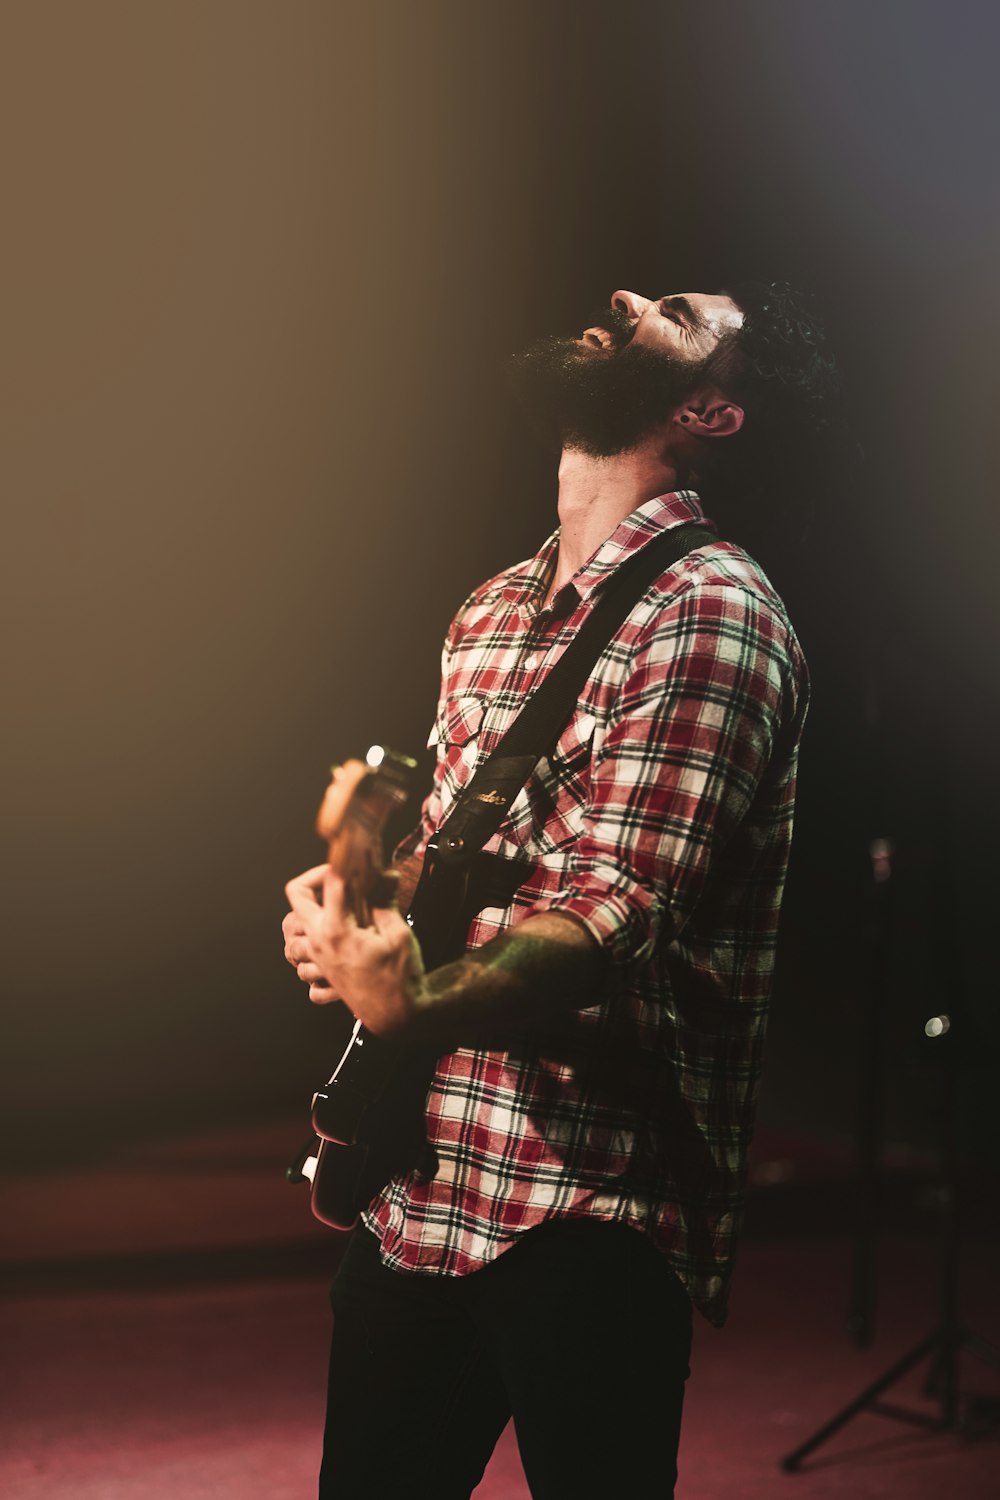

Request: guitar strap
left=430, top=521, right=720, bottom=869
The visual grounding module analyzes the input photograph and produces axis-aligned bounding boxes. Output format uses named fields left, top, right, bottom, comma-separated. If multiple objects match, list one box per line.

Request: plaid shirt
left=364, top=491, right=808, bottom=1325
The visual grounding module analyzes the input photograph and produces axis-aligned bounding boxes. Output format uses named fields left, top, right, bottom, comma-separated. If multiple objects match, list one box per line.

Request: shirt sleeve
left=531, top=582, right=800, bottom=965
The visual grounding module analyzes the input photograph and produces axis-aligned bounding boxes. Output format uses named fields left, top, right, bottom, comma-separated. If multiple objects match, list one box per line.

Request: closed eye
left=658, top=295, right=705, bottom=335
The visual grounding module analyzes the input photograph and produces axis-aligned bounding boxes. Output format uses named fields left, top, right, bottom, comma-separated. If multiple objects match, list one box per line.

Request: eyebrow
left=660, top=295, right=707, bottom=334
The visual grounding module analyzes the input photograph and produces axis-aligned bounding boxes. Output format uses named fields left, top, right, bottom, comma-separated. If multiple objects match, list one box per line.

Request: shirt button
left=524, top=654, right=539, bottom=670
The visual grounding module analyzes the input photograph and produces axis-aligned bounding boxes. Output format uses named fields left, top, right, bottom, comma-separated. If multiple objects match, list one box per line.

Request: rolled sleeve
left=533, top=584, right=797, bottom=966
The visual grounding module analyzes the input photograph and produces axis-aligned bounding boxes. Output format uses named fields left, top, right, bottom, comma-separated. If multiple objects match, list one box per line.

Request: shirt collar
left=499, top=490, right=714, bottom=616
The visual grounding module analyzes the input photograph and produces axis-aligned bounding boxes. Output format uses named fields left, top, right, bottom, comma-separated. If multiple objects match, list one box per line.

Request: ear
left=676, top=389, right=745, bottom=440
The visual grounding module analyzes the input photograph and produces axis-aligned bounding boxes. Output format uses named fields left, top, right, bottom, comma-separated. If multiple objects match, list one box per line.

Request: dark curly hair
left=695, top=279, right=847, bottom=517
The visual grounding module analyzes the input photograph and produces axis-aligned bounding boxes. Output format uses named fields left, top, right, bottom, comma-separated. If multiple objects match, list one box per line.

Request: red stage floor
left=3, top=1122, right=999, bottom=1497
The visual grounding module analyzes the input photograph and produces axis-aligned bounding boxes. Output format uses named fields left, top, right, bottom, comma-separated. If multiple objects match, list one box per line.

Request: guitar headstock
left=316, top=745, right=417, bottom=925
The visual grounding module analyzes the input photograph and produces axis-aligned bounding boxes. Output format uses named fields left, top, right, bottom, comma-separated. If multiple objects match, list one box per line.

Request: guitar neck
left=318, top=748, right=416, bottom=924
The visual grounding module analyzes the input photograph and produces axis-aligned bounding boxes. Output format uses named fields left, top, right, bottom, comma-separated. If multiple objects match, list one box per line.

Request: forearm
left=286, top=870, right=611, bottom=1045
left=403, top=911, right=609, bottom=1049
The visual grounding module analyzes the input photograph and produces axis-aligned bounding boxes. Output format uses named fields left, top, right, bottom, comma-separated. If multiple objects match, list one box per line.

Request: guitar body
left=288, top=749, right=527, bottom=1230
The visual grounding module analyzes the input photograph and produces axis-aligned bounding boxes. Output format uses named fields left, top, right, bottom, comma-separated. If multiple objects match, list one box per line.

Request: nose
left=611, top=289, right=651, bottom=323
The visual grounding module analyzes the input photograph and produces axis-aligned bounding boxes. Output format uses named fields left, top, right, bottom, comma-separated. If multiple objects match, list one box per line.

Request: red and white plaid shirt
left=364, top=491, right=808, bottom=1325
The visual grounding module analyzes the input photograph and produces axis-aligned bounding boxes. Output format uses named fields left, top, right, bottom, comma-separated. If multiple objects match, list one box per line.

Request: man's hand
left=283, top=864, right=426, bottom=1037
left=282, top=872, right=339, bottom=1004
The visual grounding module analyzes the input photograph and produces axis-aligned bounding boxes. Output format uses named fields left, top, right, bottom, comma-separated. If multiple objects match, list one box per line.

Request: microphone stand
left=781, top=832, right=1000, bottom=1470
left=843, top=832, right=894, bottom=1351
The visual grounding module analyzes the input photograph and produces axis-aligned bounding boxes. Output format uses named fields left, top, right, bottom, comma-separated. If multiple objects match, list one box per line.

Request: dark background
left=2, top=0, right=997, bottom=1171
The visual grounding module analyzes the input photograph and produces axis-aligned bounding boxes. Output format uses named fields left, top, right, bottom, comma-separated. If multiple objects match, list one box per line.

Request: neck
left=548, top=440, right=680, bottom=600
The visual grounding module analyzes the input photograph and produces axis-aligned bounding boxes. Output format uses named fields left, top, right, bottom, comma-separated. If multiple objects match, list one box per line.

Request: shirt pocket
left=436, top=694, right=487, bottom=806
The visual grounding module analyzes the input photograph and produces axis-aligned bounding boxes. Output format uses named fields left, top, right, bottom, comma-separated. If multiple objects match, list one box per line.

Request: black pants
left=320, top=1218, right=693, bottom=1499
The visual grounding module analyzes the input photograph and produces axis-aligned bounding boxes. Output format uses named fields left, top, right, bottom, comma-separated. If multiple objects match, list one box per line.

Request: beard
left=509, top=307, right=712, bottom=458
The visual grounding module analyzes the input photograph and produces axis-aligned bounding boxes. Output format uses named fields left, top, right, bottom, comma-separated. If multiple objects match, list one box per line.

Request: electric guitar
left=288, top=745, right=526, bottom=1230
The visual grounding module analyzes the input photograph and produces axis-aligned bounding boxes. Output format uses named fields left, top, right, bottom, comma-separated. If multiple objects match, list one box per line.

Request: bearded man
left=283, top=282, right=840, bottom=1498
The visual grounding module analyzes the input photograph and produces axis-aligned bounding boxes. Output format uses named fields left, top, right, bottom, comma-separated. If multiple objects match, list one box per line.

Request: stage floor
left=4, top=1122, right=999, bottom=1497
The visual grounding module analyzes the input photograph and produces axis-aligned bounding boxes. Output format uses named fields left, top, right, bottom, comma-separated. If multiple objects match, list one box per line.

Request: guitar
left=288, top=744, right=527, bottom=1230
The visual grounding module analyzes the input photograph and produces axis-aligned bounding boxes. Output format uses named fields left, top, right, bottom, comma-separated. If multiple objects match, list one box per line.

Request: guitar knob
left=446, top=835, right=465, bottom=853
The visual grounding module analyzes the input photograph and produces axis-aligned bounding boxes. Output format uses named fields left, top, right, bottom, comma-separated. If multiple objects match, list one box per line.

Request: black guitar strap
left=430, top=521, right=719, bottom=868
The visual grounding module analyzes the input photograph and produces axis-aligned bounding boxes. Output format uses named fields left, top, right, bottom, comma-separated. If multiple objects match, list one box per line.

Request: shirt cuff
left=528, top=862, right=661, bottom=968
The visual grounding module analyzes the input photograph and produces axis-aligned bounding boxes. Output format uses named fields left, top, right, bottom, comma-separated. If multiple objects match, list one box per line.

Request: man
left=283, top=282, right=839, bottom=1498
